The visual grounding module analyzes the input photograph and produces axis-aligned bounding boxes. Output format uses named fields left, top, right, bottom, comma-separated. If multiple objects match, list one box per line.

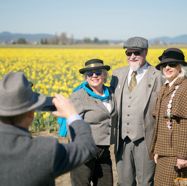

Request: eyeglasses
left=161, top=62, right=178, bottom=68
left=125, top=50, right=144, bottom=56
left=86, top=70, right=103, bottom=77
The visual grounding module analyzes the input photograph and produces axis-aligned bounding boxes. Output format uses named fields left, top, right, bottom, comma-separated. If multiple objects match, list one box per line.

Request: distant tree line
left=10, top=38, right=27, bottom=44
left=9, top=33, right=109, bottom=45
left=40, top=32, right=108, bottom=45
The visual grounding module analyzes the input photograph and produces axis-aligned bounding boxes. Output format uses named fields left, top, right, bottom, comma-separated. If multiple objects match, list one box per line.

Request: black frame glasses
left=125, top=50, right=144, bottom=56
left=161, top=62, right=178, bottom=68
left=86, top=70, right=103, bottom=77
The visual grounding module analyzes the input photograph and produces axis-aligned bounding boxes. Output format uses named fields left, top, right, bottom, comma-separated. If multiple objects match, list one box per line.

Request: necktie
left=129, top=71, right=137, bottom=93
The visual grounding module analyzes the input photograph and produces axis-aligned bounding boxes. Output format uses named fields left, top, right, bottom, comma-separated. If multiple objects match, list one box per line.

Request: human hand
left=177, top=158, right=187, bottom=169
left=52, top=94, right=77, bottom=119
left=154, top=154, right=158, bottom=164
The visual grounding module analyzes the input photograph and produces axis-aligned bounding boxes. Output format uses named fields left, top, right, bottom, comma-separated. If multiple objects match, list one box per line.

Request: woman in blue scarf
left=68, top=59, right=117, bottom=186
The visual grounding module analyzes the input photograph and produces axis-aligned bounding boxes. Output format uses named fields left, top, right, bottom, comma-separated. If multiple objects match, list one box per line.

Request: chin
left=130, top=62, right=140, bottom=71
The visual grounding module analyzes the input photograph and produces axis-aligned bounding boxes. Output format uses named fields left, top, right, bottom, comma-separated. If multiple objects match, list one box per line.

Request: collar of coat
left=153, top=76, right=187, bottom=118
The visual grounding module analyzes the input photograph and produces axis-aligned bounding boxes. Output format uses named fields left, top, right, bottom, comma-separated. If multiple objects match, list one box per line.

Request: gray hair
left=83, top=69, right=109, bottom=83
left=160, top=64, right=186, bottom=79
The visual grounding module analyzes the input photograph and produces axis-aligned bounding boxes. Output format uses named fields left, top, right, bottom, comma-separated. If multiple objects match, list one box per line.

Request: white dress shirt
left=102, top=90, right=111, bottom=113
left=128, top=62, right=148, bottom=86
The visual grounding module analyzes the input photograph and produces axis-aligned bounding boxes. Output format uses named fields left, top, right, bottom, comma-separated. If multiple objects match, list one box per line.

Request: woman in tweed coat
left=69, top=59, right=118, bottom=186
left=150, top=48, right=187, bottom=186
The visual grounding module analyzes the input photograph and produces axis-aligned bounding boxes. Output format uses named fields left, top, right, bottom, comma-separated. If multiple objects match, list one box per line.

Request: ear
left=103, top=71, right=106, bottom=77
left=28, top=110, right=34, bottom=120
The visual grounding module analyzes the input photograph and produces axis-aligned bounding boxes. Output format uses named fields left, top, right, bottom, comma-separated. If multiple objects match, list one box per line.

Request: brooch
left=167, top=85, right=179, bottom=129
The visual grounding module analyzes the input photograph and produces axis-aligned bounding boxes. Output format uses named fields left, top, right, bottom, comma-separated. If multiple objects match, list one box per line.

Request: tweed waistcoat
left=120, top=72, right=148, bottom=141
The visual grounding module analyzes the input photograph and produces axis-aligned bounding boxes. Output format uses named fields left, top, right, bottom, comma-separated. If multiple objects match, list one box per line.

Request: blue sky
left=0, top=0, right=187, bottom=40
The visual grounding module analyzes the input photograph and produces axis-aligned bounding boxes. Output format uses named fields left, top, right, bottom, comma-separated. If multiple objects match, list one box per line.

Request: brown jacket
left=150, top=77, right=187, bottom=159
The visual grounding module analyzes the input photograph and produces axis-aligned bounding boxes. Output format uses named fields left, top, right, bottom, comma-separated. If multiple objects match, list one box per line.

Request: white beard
left=129, top=61, right=140, bottom=71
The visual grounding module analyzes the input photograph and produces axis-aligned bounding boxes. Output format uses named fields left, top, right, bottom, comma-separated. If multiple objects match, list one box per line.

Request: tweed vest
left=120, top=72, right=148, bottom=141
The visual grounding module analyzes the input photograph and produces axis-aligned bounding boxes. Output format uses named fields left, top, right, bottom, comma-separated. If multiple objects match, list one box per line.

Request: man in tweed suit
left=110, top=37, right=164, bottom=186
left=0, top=72, right=96, bottom=186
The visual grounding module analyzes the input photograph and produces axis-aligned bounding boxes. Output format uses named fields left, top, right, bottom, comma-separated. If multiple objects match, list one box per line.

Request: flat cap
left=123, top=37, right=148, bottom=50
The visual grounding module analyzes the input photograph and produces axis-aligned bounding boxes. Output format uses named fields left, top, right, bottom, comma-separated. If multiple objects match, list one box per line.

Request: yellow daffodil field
left=0, top=48, right=187, bottom=133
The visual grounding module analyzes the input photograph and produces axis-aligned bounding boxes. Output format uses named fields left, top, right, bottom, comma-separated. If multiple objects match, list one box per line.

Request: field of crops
left=1, top=48, right=187, bottom=132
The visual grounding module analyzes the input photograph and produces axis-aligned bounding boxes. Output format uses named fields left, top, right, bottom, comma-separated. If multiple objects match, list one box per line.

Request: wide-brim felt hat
left=0, top=72, right=47, bottom=116
left=79, top=59, right=110, bottom=74
left=156, top=48, right=187, bottom=70
left=123, top=36, right=148, bottom=50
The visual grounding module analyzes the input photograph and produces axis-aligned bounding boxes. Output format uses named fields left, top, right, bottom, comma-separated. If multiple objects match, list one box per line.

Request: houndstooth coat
left=150, top=77, right=187, bottom=186
left=150, top=76, right=187, bottom=158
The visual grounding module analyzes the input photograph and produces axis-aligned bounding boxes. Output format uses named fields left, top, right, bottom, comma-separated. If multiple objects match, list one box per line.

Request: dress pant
left=70, top=145, right=113, bottom=186
left=116, top=137, right=155, bottom=186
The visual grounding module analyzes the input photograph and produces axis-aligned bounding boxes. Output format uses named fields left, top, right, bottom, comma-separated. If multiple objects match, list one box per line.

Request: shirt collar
left=165, top=73, right=184, bottom=87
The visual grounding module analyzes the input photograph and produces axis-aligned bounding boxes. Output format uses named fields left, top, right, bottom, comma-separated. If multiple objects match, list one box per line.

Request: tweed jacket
left=0, top=120, right=96, bottom=186
left=70, top=87, right=118, bottom=146
left=110, top=64, right=164, bottom=155
left=150, top=77, right=187, bottom=158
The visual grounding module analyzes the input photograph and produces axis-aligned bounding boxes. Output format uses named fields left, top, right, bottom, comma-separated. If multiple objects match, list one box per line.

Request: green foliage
left=17, top=38, right=26, bottom=44
left=31, top=112, right=60, bottom=133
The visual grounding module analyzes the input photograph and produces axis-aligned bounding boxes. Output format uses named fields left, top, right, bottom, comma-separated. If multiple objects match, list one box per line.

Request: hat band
left=85, top=63, right=104, bottom=68
left=159, top=51, right=184, bottom=61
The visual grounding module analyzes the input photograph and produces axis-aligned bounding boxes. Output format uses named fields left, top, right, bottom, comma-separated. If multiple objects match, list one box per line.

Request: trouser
left=115, top=137, right=155, bottom=186
left=70, top=145, right=113, bottom=186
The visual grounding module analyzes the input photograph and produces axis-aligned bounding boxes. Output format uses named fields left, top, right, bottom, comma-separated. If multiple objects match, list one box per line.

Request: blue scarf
left=58, top=82, right=109, bottom=137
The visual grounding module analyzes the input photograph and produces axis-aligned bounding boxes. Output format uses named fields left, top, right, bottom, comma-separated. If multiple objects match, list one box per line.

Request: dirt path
left=32, top=131, right=118, bottom=186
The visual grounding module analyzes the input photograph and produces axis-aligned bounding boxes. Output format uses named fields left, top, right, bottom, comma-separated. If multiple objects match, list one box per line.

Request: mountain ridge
left=0, top=31, right=187, bottom=44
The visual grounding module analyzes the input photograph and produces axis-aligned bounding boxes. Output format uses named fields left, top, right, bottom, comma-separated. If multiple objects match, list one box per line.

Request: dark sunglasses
left=161, top=62, right=178, bottom=68
left=86, top=70, right=103, bottom=77
left=125, top=50, right=144, bottom=56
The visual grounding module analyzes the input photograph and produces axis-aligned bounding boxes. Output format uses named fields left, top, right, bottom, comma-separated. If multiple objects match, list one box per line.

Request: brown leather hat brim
left=156, top=59, right=187, bottom=70
left=79, top=65, right=110, bottom=74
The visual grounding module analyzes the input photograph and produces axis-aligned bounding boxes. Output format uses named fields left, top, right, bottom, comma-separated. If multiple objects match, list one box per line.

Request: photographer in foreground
left=0, top=72, right=96, bottom=186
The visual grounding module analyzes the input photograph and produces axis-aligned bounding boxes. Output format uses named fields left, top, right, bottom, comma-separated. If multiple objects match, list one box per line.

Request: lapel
left=117, top=66, right=129, bottom=112
left=142, top=65, right=157, bottom=112
left=162, top=77, right=186, bottom=101
left=162, top=77, right=186, bottom=117
left=89, top=93, right=111, bottom=115
left=108, top=92, right=115, bottom=115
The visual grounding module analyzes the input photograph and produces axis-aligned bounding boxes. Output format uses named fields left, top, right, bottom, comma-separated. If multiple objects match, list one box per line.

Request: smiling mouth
left=165, top=71, right=172, bottom=74
left=130, top=59, right=139, bottom=63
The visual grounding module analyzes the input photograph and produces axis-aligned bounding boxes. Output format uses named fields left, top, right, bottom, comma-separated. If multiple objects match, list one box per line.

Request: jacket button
left=127, top=114, right=130, bottom=116
left=127, top=123, right=129, bottom=125
left=128, top=105, right=130, bottom=108
left=127, top=132, right=129, bottom=134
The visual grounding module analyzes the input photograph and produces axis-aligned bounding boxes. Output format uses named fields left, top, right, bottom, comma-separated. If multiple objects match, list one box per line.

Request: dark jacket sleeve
left=52, top=120, right=96, bottom=177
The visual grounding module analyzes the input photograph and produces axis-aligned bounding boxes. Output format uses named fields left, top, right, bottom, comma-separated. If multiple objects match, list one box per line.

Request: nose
left=130, top=53, right=136, bottom=58
left=92, top=72, right=98, bottom=77
left=165, top=65, right=170, bottom=69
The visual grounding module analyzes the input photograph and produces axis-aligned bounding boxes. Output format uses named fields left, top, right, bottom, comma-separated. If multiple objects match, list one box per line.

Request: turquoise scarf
left=58, top=82, right=109, bottom=137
